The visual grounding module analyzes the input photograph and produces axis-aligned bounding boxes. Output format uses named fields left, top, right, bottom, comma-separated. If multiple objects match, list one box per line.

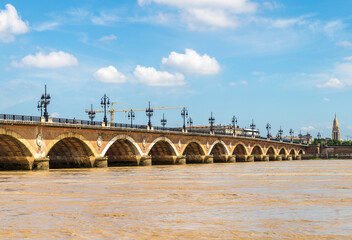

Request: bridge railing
left=0, top=114, right=41, bottom=122
left=0, top=114, right=309, bottom=145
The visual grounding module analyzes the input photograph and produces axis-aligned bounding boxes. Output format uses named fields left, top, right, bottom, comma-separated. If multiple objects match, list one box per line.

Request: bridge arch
left=278, top=148, right=288, bottom=155
left=265, top=145, right=277, bottom=156
left=46, top=133, right=97, bottom=169
left=208, top=140, right=230, bottom=156
left=147, top=137, right=178, bottom=165
left=298, top=149, right=304, bottom=155
left=232, top=142, right=249, bottom=155
left=0, top=129, right=36, bottom=170
left=102, top=135, right=143, bottom=166
left=181, top=139, right=206, bottom=156
left=289, top=149, right=297, bottom=156
left=250, top=144, right=264, bottom=155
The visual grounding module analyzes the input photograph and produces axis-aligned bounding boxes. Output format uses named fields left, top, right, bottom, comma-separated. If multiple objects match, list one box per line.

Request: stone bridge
left=0, top=119, right=306, bottom=170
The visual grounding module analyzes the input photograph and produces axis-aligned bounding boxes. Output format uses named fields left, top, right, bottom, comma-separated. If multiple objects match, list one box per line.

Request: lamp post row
left=36, top=88, right=318, bottom=142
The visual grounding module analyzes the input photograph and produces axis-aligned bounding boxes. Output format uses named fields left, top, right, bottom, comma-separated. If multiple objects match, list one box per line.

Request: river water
left=0, top=160, right=351, bottom=239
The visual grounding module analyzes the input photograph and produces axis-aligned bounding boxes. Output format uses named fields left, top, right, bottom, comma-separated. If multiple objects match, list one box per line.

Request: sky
left=0, top=0, right=352, bottom=139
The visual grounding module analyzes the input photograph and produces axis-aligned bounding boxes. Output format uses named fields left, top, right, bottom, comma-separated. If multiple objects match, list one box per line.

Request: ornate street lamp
left=317, top=132, right=321, bottom=140
left=250, top=119, right=256, bottom=137
left=128, top=109, right=135, bottom=127
left=187, top=117, right=193, bottom=129
left=181, top=107, right=188, bottom=131
left=37, top=100, right=43, bottom=117
left=146, top=101, right=153, bottom=129
left=161, top=113, right=167, bottom=130
left=232, top=115, right=237, bottom=134
left=289, top=128, right=294, bottom=142
left=209, top=112, right=215, bottom=133
left=278, top=126, right=283, bottom=140
left=88, top=104, right=96, bottom=124
left=101, top=94, right=110, bottom=126
left=39, top=85, right=51, bottom=122
left=298, top=131, right=303, bottom=143
left=266, top=123, right=271, bottom=138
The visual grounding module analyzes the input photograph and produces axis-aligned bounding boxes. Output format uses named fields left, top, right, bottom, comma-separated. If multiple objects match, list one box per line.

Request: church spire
left=332, top=114, right=340, bottom=140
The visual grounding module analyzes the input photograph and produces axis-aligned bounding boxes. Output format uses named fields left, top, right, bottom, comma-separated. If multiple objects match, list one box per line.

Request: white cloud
left=316, top=78, right=344, bottom=88
left=134, top=65, right=185, bottom=87
left=262, top=1, right=281, bottom=10
left=323, top=97, right=330, bottom=102
left=0, top=4, right=29, bottom=42
left=12, top=51, right=79, bottom=69
left=98, top=34, right=117, bottom=41
left=93, top=66, right=126, bottom=83
left=229, top=81, right=248, bottom=86
left=271, top=18, right=303, bottom=28
left=161, top=49, right=220, bottom=75
left=139, top=0, right=257, bottom=30
left=301, top=126, right=315, bottom=132
left=337, top=41, right=352, bottom=47
left=344, top=56, right=352, bottom=61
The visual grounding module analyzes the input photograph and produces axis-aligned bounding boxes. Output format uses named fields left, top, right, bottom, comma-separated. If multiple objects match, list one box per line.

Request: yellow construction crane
left=85, top=102, right=187, bottom=124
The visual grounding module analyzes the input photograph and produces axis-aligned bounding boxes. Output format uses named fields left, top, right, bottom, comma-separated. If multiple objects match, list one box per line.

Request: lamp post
left=306, top=132, right=311, bottom=144
left=181, top=107, right=188, bottom=132
left=278, top=126, right=283, bottom=140
left=317, top=132, right=321, bottom=140
left=250, top=119, right=256, bottom=137
left=37, top=100, right=43, bottom=117
left=266, top=123, right=271, bottom=139
left=40, top=85, right=51, bottom=122
left=289, top=128, right=294, bottom=142
left=88, top=104, right=96, bottom=124
left=101, top=94, right=110, bottom=126
left=187, top=117, right=193, bottom=129
left=209, top=112, right=215, bottom=133
left=232, top=115, right=237, bottom=134
left=128, top=109, right=135, bottom=128
left=146, top=101, right=153, bottom=129
left=161, top=113, right=167, bottom=130
left=298, top=131, right=303, bottom=143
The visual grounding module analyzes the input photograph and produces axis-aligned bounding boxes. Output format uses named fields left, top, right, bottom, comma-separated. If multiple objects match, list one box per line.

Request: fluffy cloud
left=229, top=81, right=248, bottom=86
left=301, top=126, right=315, bottom=132
left=0, top=4, right=29, bottom=42
left=316, top=78, right=344, bottom=88
left=93, top=66, right=126, bottom=83
left=139, top=0, right=257, bottom=29
left=134, top=65, right=185, bottom=86
left=12, top=51, right=79, bottom=68
left=161, top=49, right=220, bottom=75
left=323, top=97, right=330, bottom=102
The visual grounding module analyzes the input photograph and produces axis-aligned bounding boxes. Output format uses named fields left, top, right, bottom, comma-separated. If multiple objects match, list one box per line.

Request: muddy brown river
left=0, top=160, right=351, bottom=239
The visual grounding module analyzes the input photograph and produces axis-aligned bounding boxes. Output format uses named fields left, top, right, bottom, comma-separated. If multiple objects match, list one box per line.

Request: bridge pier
left=139, top=156, right=152, bottom=166
left=275, top=155, right=282, bottom=161
left=175, top=156, right=186, bottom=165
left=94, top=157, right=108, bottom=168
left=227, top=155, right=236, bottom=163
left=262, top=155, right=270, bottom=161
left=295, top=155, right=302, bottom=160
left=254, top=154, right=268, bottom=161
left=32, top=157, right=49, bottom=170
left=287, top=156, right=293, bottom=161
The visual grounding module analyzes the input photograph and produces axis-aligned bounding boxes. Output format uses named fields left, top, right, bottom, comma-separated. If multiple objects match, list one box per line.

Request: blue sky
left=1, top=0, right=352, bottom=139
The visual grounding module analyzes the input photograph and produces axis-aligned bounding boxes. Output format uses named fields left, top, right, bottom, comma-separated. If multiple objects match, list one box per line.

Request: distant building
left=289, top=134, right=313, bottom=144
left=332, top=114, right=341, bottom=140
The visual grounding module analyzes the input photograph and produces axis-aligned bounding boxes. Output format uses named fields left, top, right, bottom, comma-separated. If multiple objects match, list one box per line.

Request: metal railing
left=0, top=114, right=41, bottom=122
left=0, top=113, right=308, bottom=145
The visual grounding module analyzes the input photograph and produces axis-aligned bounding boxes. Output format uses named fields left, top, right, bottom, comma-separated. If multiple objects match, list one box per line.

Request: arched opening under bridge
left=105, top=137, right=141, bottom=166
left=47, top=137, right=94, bottom=169
left=148, top=140, right=177, bottom=165
left=251, top=145, right=264, bottom=161
left=0, top=134, right=34, bottom=170
left=182, top=141, right=208, bottom=164
left=233, top=143, right=248, bottom=162
left=209, top=142, right=228, bottom=163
